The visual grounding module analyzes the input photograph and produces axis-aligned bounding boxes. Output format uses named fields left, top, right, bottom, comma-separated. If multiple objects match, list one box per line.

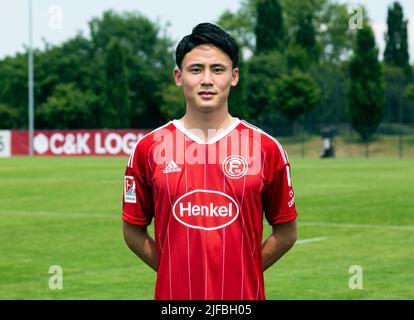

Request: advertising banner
left=9, top=130, right=150, bottom=156
left=0, top=130, right=11, bottom=158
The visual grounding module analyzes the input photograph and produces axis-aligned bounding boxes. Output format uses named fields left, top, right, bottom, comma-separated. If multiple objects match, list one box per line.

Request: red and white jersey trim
left=172, top=118, right=241, bottom=144
left=127, top=121, right=172, bottom=168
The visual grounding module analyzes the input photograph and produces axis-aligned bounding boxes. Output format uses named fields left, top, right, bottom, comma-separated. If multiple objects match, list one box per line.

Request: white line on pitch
left=301, top=222, right=414, bottom=231
left=296, top=237, right=327, bottom=245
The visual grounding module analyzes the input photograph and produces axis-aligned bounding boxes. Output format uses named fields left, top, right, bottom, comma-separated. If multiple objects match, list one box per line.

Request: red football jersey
left=122, top=118, right=297, bottom=300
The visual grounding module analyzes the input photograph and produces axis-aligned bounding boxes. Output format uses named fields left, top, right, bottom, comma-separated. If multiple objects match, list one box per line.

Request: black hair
left=175, top=22, right=239, bottom=70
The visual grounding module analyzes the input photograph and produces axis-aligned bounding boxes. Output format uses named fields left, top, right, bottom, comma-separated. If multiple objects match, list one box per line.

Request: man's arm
left=123, top=221, right=158, bottom=272
left=262, top=219, right=297, bottom=271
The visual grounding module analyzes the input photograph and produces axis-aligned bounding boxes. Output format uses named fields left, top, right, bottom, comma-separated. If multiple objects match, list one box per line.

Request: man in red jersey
left=122, top=23, right=297, bottom=300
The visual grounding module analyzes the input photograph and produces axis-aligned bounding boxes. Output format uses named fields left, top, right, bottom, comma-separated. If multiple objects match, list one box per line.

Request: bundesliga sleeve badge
left=124, top=176, right=137, bottom=203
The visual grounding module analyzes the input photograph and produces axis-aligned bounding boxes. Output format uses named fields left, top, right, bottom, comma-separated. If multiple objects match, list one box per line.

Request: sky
left=0, top=0, right=413, bottom=62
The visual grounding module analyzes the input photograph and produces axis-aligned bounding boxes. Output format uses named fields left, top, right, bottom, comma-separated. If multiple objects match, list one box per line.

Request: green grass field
left=0, top=157, right=413, bottom=299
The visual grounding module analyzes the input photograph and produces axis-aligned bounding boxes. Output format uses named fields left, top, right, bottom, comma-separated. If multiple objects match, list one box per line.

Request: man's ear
left=231, top=67, right=239, bottom=87
left=174, top=67, right=183, bottom=86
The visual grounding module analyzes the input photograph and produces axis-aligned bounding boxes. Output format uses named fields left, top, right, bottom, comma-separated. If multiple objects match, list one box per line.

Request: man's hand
left=262, top=219, right=297, bottom=271
left=123, top=221, right=158, bottom=272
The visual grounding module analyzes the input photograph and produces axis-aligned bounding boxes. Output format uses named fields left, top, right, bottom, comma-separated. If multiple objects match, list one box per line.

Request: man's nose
left=201, top=70, right=213, bottom=86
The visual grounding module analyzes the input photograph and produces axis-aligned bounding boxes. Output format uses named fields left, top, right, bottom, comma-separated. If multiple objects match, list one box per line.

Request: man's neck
left=179, top=106, right=235, bottom=143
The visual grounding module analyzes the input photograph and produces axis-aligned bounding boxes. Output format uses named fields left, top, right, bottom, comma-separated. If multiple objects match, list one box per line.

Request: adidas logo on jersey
left=163, top=160, right=182, bottom=174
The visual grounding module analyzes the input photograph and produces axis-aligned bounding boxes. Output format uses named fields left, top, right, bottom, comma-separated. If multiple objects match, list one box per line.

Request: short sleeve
left=263, top=163, right=297, bottom=225
left=122, top=143, right=154, bottom=226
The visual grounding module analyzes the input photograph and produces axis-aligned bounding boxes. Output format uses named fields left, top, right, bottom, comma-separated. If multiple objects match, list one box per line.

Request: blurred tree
left=349, top=24, right=385, bottom=155
left=228, top=58, right=249, bottom=120
left=405, top=84, right=414, bottom=102
left=219, top=0, right=352, bottom=63
left=160, top=84, right=185, bottom=120
left=0, top=10, right=175, bottom=130
left=34, top=36, right=96, bottom=127
left=247, top=51, right=287, bottom=119
left=36, top=35, right=93, bottom=95
left=249, top=0, right=286, bottom=121
left=102, top=39, right=131, bottom=128
left=383, top=2, right=413, bottom=125
left=255, top=0, right=284, bottom=53
left=272, top=69, right=321, bottom=133
left=217, top=0, right=354, bottom=130
left=295, top=12, right=319, bottom=62
left=89, top=10, right=174, bottom=128
left=36, top=83, right=97, bottom=129
left=310, top=61, right=349, bottom=126
left=216, top=1, right=257, bottom=55
left=216, top=5, right=252, bottom=121
left=0, top=104, right=19, bottom=128
left=404, top=84, right=414, bottom=123
left=281, top=0, right=354, bottom=65
left=281, top=0, right=325, bottom=64
left=319, top=2, right=354, bottom=63
left=384, top=65, right=406, bottom=123
left=384, top=2, right=411, bottom=77
left=303, top=1, right=354, bottom=129
left=285, top=43, right=311, bottom=71
left=0, top=53, right=28, bottom=128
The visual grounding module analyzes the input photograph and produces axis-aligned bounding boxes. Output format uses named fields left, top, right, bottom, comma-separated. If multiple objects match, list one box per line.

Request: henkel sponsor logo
left=12, top=130, right=148, bottom=156
left=172, top=190, right=239, bottom=231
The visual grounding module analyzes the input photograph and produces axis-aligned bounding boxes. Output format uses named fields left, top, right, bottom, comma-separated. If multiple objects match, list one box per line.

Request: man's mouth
left=198, top=91, right=217, bottom=98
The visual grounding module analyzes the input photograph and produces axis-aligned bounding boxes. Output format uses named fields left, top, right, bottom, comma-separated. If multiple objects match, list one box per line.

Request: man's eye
left=213, top=68, right=224, bottom=73
left=190, top=68, right=201, bottom=73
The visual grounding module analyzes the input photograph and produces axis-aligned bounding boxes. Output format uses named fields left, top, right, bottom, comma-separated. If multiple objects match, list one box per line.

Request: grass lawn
left=0, top=157, right=413, bottom=299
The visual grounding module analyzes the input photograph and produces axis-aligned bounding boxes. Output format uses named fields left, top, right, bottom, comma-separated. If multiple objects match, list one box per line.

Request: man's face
left=174, top=44, right=239, bottom=113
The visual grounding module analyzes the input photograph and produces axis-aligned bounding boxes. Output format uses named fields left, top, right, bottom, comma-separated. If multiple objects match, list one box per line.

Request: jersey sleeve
left=122, top=140, right=154, bottom=226
left=262, top=142, right=298, bottom=225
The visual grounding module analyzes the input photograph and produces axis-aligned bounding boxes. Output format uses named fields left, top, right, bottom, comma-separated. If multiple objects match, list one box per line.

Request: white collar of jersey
left=172, top=117, right=240, bottom=144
